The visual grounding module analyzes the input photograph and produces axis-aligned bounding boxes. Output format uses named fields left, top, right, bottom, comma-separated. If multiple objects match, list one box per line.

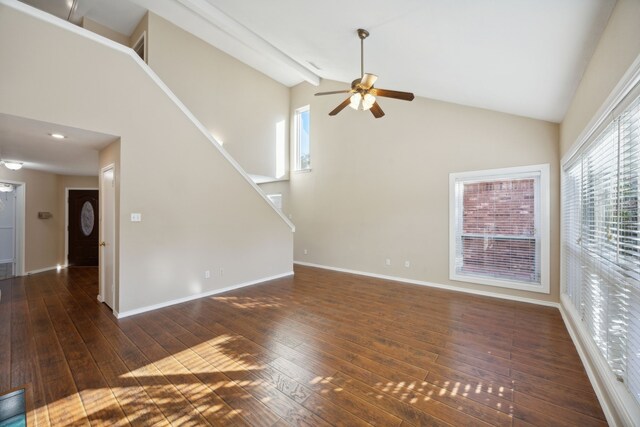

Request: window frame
left=449, top=164, right=550, bottom=293
left=293, top=105, right=311, bottom=171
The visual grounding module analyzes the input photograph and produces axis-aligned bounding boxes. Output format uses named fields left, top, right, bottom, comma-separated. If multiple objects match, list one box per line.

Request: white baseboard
left=294, top=261, right=560, bottom=308
left=24, top=265, right=62, bottom=275
left=115, top=271, right=294, bottom=319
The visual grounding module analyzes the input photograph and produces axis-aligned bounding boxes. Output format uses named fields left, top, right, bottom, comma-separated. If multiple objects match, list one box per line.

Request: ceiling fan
left=315, top=28, right=415, bottom=118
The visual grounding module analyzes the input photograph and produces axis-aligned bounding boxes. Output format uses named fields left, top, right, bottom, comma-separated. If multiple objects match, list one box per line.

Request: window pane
left=458, top=178, right=539, bottom=283
left=562, top=85, right=640, bottom=407
left=296, top=107, right=310, bottom=170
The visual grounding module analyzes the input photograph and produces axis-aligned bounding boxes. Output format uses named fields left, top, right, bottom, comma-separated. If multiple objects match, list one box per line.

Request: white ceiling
left=129, top=0, right=616, bottom=123
left=0, top=114, right=118, bottom=176
left=8, top=0, right=617, bottom=175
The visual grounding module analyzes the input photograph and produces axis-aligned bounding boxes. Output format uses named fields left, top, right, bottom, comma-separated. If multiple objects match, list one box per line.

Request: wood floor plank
left=4, top=265, right=609, bottom=426
left=0, top=280, right=11, bottom=393
left=42, top=293, right=128, bottom=426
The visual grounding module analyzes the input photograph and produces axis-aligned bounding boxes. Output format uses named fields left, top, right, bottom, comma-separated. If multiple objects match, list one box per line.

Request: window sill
left=450, top=272, right=549, bottom=294
left=293, top=168, right=312, bottom=174
left=248, top=174, right=289, bottom=184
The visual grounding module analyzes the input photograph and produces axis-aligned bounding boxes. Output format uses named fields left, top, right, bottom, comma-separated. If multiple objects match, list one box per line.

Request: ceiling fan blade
left=370, top=102, right=385, bottom=118
left=370, top=88, right=415, bottom=101
left=360, top=73, right=378, bottom=90
left=315, top=90, right=353, bottom=96
left=329, top=97, right=351, bottom=116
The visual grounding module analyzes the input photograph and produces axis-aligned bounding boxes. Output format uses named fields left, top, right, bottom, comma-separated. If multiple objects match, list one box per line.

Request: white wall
left=0, top=2, right=293, bottom=315
left=290, top=79, right=560, bottom=303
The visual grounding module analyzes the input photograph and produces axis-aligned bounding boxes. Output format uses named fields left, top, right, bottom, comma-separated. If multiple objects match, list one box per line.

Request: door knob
left=99, top=241, right=106, bottom=247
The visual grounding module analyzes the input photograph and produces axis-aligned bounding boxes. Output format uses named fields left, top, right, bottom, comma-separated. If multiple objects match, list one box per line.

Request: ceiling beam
left=132, top=0, right=320, bottom=86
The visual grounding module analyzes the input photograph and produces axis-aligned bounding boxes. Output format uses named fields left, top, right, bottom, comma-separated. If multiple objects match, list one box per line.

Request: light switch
left=131, top=213, right=142, bottom=222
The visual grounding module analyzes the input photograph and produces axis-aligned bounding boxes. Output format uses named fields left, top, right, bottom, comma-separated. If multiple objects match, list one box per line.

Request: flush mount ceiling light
left=0, top=149, right=23, bottom=171
left=49, top=133, right=66, bottom=139
left=0, top=183, right=14, bottom=192
left=2, top=161, right=23, bottom=171
left=315, top=28, right=415, bottom=118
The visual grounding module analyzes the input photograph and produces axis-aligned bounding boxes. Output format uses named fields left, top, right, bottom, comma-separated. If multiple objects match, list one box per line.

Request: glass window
left=450, top=164, right=550, bottom=293
left=294, top=106, right=310, bottom=170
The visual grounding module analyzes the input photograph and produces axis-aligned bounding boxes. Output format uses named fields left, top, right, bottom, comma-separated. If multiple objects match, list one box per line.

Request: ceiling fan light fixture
left=349, top=92, right=376, bottom=111
left=349, top=93, right=362, bottom=110
left=362, top=93, right=376, bottom=110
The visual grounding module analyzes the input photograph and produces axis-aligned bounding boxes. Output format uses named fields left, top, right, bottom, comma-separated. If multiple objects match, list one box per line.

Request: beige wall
left=560, top=0, right=640, bottom=156
left=146, top=13, right=290, bottom=179
left=0, top=3, right=293, bottom=315
left=0, top=168, right=58, bottom=272
left=0, top=168, right=97, bottom=273
left=81, top=17, right=129, bottom=46
left=290, top=80, right=560, bottom=303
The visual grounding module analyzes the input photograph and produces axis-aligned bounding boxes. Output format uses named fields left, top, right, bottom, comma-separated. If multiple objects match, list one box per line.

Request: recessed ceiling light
left=49, top=133, right=66, bottom=139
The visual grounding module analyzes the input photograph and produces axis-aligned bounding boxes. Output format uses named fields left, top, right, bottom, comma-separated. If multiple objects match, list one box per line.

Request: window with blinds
left=562, top=84, right=640, bottom=407
left=450, top=164, right=550, bottom=293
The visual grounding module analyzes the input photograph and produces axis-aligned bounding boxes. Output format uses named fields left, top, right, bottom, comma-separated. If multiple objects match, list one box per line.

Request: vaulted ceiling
left=8, top=0, right=617, bottom=175
left=21, top=0, right=615, bottom=123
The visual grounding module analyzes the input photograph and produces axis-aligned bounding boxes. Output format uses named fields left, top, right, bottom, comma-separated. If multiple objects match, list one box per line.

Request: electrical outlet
left=219, top=268, right=224, bottom=277
left=303, top=249, right=308, bottom=255
left=404, top=261, right=410, bottom=268
left=385, top=258, right=391, bottom=266
left=205, top=270, right=210, bottom=279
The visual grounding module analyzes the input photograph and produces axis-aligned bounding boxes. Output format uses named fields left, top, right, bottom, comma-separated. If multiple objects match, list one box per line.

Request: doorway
left=100, top=165, right=115, bottom=309
left=67, top=189, right=99, bottom=266
left=0, top=184, right=16, bottom=279
left=0, top=181, right=24, bottom=280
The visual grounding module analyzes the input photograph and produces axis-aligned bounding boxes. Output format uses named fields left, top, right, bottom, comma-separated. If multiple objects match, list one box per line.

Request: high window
left=450, top=164, right=550, bottom=293
left=294, top=106, right=310, bottom=171
left=562, top=84, right=640, bottom=406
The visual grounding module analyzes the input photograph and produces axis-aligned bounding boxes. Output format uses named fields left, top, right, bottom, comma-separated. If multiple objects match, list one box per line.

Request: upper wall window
left=294, top=106, right=310, bottom=171
left=449, top=164, right=550, bottom=293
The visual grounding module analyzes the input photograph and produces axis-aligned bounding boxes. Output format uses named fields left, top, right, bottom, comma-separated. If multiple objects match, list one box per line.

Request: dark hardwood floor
left=0, top=265, right=606, bottom=426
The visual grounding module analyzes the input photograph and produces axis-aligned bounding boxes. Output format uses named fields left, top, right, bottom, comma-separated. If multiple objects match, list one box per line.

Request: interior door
left=0, top=187, right=16, bottom=280
left=68, top=190, right=99, bottom=266
left=100, top=168, right=115, bottom=309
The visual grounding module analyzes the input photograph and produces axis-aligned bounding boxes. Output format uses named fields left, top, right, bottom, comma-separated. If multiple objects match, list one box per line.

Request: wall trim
left=115, top=271, right=294, bottom=319
left=0, top=0, right=295, bottom=233
left=24, top=265, right=60, bottom=275
left=294, top=261, right=559, bottom=308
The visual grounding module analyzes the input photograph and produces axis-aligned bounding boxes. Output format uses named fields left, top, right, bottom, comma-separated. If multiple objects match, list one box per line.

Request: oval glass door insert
left=80, top=201, right=95, bottom=236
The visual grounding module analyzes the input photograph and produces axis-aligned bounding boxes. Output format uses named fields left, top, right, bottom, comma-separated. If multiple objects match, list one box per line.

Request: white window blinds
left=562, top=85, right=640, bottom=405
left=450, top=165, right=549, bottom=293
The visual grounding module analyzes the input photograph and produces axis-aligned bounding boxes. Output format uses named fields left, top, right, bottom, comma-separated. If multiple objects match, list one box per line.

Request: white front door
left=100, top=167, right=116, bottom=309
